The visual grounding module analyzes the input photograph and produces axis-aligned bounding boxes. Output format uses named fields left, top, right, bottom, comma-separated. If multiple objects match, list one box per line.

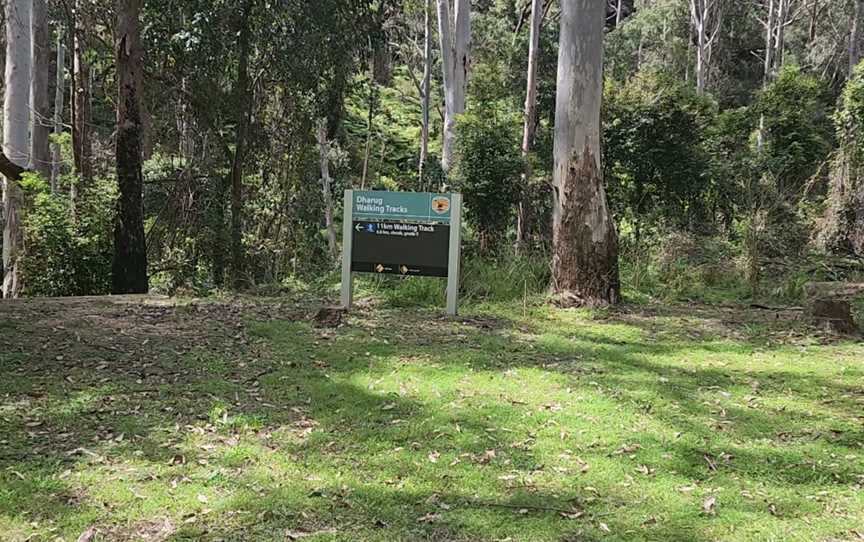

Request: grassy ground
left=0, top=294, right=862, bottom=541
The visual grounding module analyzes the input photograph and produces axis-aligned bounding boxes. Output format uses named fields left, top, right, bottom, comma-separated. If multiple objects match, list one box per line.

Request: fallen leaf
left=428, top=451, right=440, bottom=463
left=197, top=494, right=209, bottom=504
left=560, top=509, right=584, bottom=520
left=613, top=443, right=640, bottom=455
left=76, top=526, right=97, bottom=542
left=478, top=449, right=497, bottom=464
left=417, top=513, right=441, bottom=523
left=599, top=522, right=611, bottom=532
left=702, top=495, right=716, bottom=515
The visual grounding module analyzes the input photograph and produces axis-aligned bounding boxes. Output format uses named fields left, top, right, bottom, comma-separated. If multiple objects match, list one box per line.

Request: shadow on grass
left=0, top=297, right=861, bottom=540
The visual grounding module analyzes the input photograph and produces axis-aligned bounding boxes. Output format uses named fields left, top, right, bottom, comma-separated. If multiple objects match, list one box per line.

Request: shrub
left=19, top=174, right=115, bottom=297
left=453, top=108, right=523, bottom=254
left=603, top=72, right=713, bottom=235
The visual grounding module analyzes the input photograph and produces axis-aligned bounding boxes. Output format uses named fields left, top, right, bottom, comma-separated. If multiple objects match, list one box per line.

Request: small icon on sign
left=431, top=196, right=451, bottom=214
left=365, top=223, right=376, bottom=233
left=400, top=265, right=409, bottom=275
left=354, top=223, right=363, bottom=232
left=375, top=264, right=385, bottom=273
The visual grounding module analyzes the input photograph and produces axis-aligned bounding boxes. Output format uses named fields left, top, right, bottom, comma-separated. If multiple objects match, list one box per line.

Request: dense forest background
left=2, top=0, right=864, bottom=305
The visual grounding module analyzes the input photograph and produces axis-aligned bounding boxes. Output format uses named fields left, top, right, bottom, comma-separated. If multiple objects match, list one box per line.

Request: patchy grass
left=0, top=296, right=862, bottom=541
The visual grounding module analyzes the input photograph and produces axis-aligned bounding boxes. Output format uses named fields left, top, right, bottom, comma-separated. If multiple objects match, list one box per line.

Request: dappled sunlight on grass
left=0, top=296, right=862, bottom=540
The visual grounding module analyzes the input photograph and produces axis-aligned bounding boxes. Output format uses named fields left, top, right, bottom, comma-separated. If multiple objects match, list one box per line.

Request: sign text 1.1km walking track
left=340, top=190, right=463, bottom=315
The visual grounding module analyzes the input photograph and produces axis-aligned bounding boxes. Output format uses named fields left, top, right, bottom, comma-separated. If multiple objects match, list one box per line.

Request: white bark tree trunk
left=437, top=0, right=471, bottom=173
left=419, top=0, right=432, bottom=181
left=30, top=0, right=50, bottom=179
left=453, top=0, right=470, bottom=114
left=551, top=0, right=619, bottom=307
left=763, top=0, right=776, bottom=83
left=689, top=0, right=722, bottom=95
left=3, top=0, right=32, bottom=299
left=517, top=0, right=543, bottom=251
left=51, top=32, right=65, bottom=192
left=318, top=120, right=337, bottom=263
left=522, top=0, right=542, bottom=156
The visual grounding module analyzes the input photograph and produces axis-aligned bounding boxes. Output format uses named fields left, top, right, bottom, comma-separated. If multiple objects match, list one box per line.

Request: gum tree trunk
left=30, top=0, right=51, bottom=179
left=3, top=0, right=32, bottom=299
left=551, top=0, right=620, bottom=307
left=72, top=0, right=93, bottom=205
left=419, top=0, right=432, bottom=181
left=517, top=0, right=543, bottom=252
left=51, top=32, right=65, bottom=192
left=318, top=120, right=338, bottom=263
left=689, top=0, right=722, bottom=96
left=437, top=0, right=470, bottom=172
left=112, top=0, right=148, bottom=294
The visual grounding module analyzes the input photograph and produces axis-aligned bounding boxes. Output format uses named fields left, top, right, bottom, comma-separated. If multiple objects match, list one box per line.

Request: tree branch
left=0, top=152, right=29, bottom=183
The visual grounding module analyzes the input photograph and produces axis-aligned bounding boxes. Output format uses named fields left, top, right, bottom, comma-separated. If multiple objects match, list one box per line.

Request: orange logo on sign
left=431, top=196, right=450, bottom=214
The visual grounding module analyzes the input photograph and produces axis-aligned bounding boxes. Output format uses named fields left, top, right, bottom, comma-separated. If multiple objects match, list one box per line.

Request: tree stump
left=809, top=298, right=857, bottom=334
left=804, top=282, right=864, bottom=334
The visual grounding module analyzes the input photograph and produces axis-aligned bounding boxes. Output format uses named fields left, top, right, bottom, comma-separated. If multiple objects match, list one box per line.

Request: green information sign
left=341, top=190, right=463, bottom=315
left=352, top=190, right=453, bottom=223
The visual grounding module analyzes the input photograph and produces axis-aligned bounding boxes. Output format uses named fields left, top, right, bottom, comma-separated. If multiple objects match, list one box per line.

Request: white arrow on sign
left=355, top=223, right=364, bottom=232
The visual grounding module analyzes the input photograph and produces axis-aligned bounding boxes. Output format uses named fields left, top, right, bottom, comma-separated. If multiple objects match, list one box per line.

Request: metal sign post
left=340, top=190, right=355, bottom=310
left=340, top=190, right=462, bottom=315
left=446, top=193, right=462, bottom=316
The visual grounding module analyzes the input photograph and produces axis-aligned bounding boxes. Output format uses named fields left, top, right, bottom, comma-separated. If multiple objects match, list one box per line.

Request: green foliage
left=453, top=108, right=523, bottom=253
left=818, top=61, right=864, bottom=255
left=19, top=175, right=115, bottom=297
left=756, top=66, right=834, bottom=194
left=836, top=63, right=864, bottom=146
left=702, top=106, right=757, bottom=226
left=620, top=231, right=749, bottom=303
left=603, top=72, right=713, bottom=234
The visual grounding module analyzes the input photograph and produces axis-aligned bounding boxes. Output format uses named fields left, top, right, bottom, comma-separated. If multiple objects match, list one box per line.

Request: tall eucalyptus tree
left=551, top=0, right=620, bottom=306
left=3, top=0, right=33, bottom=299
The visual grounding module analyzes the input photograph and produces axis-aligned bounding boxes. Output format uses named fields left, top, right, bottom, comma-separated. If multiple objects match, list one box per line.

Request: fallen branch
left=749, top=303, right=804, bottom=312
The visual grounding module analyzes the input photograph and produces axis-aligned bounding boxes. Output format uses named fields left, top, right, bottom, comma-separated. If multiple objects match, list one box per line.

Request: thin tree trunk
left=693, top=0, right=707, bottom=94
left=517, top=0, right=543, bottom=253
left=775, top=0, right=787, bottom=70
left=551, top=0, right=620, bottom=307
left=3, top=0, right=32, bottom=299
left=808, top=0, right=819, bottom=45
left=361, top=77, right=374, bottom=189
left=30, top=0, right=51, bottom=179
left=72, top=0, right=93, bottom=206
left=318, top=120, right=338, bottom=263
left=230, top=0, right=254, bottom=289
left=419, top=0, right=432, bottom=181
left=112, top=0, right=148, bottom=294
left=763, top=0, right=776, bottom=83
left=851, top=0, right=864, bottom=72
left=690, top=0, right=721, bottom=96
left=51, top=32, right=65, bottom=192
